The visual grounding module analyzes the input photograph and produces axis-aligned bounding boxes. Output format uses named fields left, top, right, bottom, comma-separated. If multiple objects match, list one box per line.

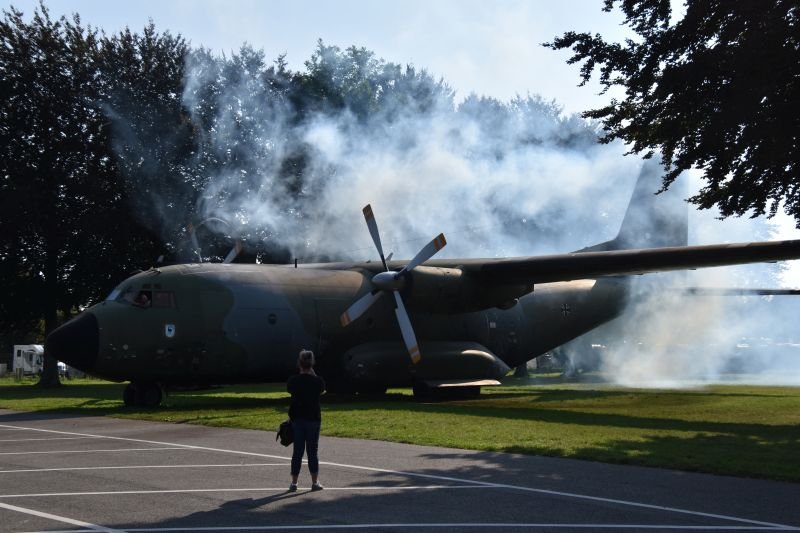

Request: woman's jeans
left=291, top=419, right=321, bottom=476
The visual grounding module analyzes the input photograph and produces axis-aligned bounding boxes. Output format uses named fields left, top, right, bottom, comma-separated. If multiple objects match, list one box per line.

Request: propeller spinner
left=340, top=204, right=446, bottom=364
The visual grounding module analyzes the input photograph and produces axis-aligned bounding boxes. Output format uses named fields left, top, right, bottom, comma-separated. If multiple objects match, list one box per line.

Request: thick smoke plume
left=177, top=45, right=641, bottom=262
left=592, top=185, right=800, bottom=387
left=115, top=43, right=800, bottom=387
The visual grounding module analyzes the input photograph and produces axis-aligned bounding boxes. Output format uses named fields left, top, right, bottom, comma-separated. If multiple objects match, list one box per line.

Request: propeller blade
left=402, top=233, right=447, bottom=273
left=393, top=292, right=421, bottom=364
left=187, top=223, right=202, bottom=262
left=363, top=204, right=388, bottom=271
left=340, top=290, right=384, bottom=327
left=223, top=240, right=243, bottom=264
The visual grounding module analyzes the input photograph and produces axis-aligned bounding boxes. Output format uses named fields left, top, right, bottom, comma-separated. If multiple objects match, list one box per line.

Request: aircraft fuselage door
left=486, top=309, right=522, bottom=359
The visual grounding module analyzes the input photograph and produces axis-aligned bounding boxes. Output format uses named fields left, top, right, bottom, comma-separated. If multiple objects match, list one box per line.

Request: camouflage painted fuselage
left=55, top=262, right=627, bottom=389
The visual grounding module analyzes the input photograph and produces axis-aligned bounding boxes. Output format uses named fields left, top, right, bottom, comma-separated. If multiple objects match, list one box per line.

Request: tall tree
left=0, top=5, right=163, bottom=385
left=545, top=0, right=800, bottom=225
left=98, top=23, right=193, bottom=262
left=0, top=5, right=97, bottom=385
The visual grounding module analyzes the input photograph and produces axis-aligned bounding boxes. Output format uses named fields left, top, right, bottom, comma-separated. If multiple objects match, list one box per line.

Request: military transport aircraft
left=46, top=170, right=800, bottom=407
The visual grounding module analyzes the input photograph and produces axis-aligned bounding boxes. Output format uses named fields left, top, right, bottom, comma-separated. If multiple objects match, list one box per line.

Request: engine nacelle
left=342, top=341, right=510, bottom=387
left=403, top=266, right=532, bottom=312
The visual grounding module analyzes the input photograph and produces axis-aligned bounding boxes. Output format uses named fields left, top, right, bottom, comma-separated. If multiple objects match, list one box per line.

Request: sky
left=3, top=0, right=631, bottom=113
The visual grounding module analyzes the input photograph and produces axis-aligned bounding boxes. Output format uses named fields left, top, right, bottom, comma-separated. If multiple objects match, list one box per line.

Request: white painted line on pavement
left=0, top=436, right=101, bottom=442
left=0, top=463, right=287, bottom=474
left=0, top=447, right=185, bottom=455
left=0, top=485, right=479, bottom=498
left=16, top=523, right=800, bottom=532
left=0, top=501, right=122, bottom=533
left=0, top=423, right=793, bottom=530
left=318, top=460, right=796, bottom=531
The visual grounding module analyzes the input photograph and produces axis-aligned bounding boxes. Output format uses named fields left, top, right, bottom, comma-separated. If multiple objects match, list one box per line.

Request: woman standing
left=287, top=349, right=326, bottom=492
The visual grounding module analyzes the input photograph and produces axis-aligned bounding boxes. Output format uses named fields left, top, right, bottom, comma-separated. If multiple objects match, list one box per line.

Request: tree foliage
left=545, top=0, right=800, bottom=224
left=0, top=5, right=170, bottom=382
left=98, top=23, right=193, bottom=262
left=0, top=6, right=103, bottom=384
left=0, top=3, right=608, bottom=372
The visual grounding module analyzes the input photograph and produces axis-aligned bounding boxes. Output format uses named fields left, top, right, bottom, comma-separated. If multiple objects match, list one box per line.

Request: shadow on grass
left=2, top=382, right=799, bottom=481
left=3, top=383, right=798, bottom=437
left=496, top=430, right=800, bottom=481
left=320, top=389, right=800, bottom=482
left=499, top=376, right=800, bottom=399
left=323, top=396, right=800, bottom=441
left=0, top=382, right=291, bottom=421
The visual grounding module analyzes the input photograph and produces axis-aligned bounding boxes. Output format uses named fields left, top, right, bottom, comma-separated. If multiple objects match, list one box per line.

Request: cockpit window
left=133, top=290, right=152, bottom=307
left=152, top=291, right=175, bottom=308
left=106, top=284, right=125, bottom=301
left=114, top=286, right=149, bottom=307
left=112, top=285, right=174, bottom=309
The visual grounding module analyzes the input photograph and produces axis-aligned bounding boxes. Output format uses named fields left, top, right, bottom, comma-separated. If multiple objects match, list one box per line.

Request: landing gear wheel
left=356, top=384, right=388, bottom=397
left=455, top=386, right=481, bottom=400
left=326, top=379, right=357, bottom=396
left=412, top=382, right=432, bottom=401
left=122, top=382, right=163, bottom=408
left=138, top=383, right=163, bottom=408
left=123, top=383, right=137, bottom=407
left=413, top=383, right=481, bottom=401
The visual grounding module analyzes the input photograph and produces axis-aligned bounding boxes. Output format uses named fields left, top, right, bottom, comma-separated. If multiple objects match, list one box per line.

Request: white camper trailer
left=13, top=344, right=44, bottom=375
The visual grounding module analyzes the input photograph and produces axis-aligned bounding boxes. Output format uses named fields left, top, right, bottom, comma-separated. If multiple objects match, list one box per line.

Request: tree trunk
left=36, top=250, right=62, bottom=388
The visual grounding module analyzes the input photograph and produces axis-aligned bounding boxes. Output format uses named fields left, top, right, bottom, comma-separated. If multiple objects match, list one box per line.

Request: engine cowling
left=401, top=266, right=532, bottom=313
left=342, top=341, right=510, bottom=387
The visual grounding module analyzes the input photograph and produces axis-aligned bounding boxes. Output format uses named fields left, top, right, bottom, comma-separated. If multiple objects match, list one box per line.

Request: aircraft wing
left=424, top=239, right=800, bottom=285
left=675, top=287, right=800, bottom=296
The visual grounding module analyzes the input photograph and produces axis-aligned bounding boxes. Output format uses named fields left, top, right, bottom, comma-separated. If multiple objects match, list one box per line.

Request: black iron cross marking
left=561, top=303, right=571, bottom=316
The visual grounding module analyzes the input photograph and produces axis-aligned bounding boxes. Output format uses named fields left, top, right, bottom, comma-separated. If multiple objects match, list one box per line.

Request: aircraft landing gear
left=355, top=384, right=388, bottom=397
left=326, top=380, right=388, bottom=398
left=123, top=382, right=163, bottom=408
left=413, top=382, right=481, bottom=401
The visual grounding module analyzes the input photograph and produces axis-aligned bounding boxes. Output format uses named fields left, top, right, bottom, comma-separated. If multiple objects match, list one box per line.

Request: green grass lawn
left=1, top=375, right=799, bottom=482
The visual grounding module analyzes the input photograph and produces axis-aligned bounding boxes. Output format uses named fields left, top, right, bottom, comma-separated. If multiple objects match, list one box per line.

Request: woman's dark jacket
left=287, top=373, right=325, bottom=421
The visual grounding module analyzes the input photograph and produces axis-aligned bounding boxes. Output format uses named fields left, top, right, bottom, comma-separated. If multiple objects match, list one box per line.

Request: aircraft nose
left=45, top=312, right=99, bottom=373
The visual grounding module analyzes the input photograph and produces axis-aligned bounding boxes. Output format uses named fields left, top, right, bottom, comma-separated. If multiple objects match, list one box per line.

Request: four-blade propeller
left=340, top=204, right=446, bottom=364
left=187, top=218, right=242, bottom=264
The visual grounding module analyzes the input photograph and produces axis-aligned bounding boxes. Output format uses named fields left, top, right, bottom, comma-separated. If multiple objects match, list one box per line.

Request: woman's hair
left=298, top=349, right=315, bottom=370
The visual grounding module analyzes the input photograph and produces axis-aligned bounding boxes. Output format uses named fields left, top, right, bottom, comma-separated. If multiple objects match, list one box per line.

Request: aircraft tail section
left=581, top=159, right=688, bottom=252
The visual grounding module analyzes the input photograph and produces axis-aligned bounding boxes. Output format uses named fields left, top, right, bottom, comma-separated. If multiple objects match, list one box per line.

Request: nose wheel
left=123, top=382, right=163, bottom=408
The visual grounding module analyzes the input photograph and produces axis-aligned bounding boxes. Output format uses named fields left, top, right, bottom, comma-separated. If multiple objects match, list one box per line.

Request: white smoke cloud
left=179, top=49, right=641, bottom=263
left=598, top=282, right=800, bottom=387
left=120, top=45, right=800, bottom=387
left=594, top=172, right=800, bottom=387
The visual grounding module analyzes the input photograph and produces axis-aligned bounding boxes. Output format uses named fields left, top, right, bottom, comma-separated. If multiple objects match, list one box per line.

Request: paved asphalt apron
left=0, top=409, right=798, bottom=532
